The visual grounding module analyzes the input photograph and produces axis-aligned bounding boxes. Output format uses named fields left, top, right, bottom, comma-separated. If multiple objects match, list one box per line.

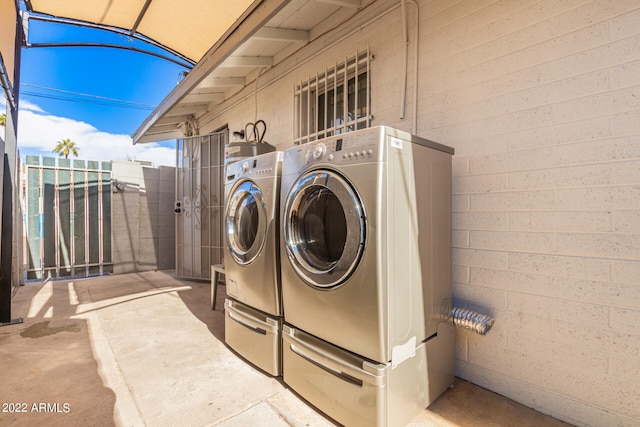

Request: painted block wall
left=420, top=1, right=640, bottom=425
left=111, top=161, right=175, bottom=274
left=197, top=0, right=639, bottom=425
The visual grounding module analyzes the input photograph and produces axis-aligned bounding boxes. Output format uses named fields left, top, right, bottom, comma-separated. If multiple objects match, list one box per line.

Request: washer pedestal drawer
left=225, top=298, right=281, bottom=376
left=282, top=325, right=437, bottom=427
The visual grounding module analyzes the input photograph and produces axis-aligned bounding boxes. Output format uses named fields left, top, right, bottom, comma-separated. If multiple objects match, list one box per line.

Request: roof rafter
left=315, top=0, right=360, bottom=8
left=199, top=77, right=246, bottom=88
left=253, top=27, right=309, bottom=42
left=183, top=92, right=226, bottom=104
left=222, top=56, right=273, bottom=68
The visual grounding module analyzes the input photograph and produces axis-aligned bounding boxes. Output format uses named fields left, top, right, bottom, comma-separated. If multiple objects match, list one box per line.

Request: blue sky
left=4, top=9, right=192, bottom=166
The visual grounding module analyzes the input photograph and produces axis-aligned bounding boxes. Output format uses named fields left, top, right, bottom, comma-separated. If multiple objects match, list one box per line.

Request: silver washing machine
left=223, top=150, right=283, bottom=376
left=279, top=126, right=455, bottom=427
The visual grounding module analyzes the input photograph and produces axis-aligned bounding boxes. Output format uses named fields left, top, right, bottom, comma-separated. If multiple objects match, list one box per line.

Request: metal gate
left=23, top=156, right=112, bottom=280
left=175, top=131, right=226, bottom=280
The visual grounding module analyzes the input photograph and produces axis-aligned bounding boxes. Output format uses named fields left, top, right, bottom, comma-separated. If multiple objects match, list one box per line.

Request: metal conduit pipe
left=448, top=307, right=495, bottom=335
left=399, top=0, right=420, bottom=134
left=400, top=0, right=408, bottom=120
left=407, top=0, right=419, bottom=135
left=0, top=53, right=17, bottom=111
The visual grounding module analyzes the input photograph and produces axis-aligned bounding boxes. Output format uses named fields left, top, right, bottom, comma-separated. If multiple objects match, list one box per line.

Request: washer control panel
left=226, top=151, right=283, bottom=182
left=283, top=126, right=453, bottom=172
left=294, top=128, right=385, bottom=168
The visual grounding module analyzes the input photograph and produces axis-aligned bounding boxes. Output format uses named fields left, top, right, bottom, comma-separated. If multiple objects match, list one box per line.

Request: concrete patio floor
left=0, top=270, right=572, bottom=426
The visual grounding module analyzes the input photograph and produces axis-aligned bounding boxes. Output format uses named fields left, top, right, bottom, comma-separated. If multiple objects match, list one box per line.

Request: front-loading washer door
left=284, top=169, right=365, bottom=289
left=225, top=179, right=267, bottom=265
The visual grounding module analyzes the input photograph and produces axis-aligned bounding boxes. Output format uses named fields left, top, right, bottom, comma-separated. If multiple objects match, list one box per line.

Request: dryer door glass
left=285, top=170, right=365, bottom=288
left=225, top=180, right=267, bottom=265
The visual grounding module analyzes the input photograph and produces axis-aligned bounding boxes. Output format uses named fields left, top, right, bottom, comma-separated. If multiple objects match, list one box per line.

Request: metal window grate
left=294, top=48, right=371, bottom=145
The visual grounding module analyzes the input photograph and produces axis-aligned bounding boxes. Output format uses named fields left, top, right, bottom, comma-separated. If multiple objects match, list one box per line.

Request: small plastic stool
left=211, top=264, right=225, bottom=310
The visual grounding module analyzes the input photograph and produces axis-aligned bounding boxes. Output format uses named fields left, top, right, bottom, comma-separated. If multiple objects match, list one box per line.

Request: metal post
left=1, top=153, right=23, bottom=326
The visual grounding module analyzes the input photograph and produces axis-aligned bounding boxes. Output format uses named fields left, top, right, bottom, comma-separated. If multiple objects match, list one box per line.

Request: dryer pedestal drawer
left=225, top=299, right=281, bottom=376
left=282, top=325, right=431, bottom=427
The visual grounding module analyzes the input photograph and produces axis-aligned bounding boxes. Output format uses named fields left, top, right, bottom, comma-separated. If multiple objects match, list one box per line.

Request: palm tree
left=53, top=138, right=80, bottom=159
left=0, top=113, right=6, bottom=127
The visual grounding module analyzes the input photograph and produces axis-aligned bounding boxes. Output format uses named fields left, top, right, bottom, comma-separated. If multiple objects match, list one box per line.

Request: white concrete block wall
left=196, top=0, right=639, bottom=424
left=419, top=0, right=640, bottom=425
left=111, top=161, right=176, bottom=273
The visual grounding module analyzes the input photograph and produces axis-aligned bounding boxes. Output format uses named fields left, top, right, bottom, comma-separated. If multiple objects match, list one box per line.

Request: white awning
left=26, top=0, right=258, bottom=62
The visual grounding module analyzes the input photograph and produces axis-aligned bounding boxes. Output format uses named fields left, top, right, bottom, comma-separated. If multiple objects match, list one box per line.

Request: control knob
left=312, top=143, right=326, bottom=160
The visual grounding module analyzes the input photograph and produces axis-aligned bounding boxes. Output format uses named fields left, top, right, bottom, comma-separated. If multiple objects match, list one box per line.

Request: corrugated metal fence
left=23, top=156, right=112, bottom=280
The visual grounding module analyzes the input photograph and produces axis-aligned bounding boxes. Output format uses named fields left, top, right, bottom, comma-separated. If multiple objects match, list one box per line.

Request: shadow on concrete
left=1, top=271, right=573, bottom=427
left=69, top=270, right=226, bottom=343
left=175, top=277, right=226, bottom=343
left=0, top=270, right=201, bottom=426
left=0, top=279, right=117, bottom=426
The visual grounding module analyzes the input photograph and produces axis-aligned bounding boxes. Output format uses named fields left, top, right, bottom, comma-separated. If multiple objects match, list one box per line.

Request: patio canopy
left=25, top=0, right=258, bottom=63
left=23, top=0, right=366, bottom=144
